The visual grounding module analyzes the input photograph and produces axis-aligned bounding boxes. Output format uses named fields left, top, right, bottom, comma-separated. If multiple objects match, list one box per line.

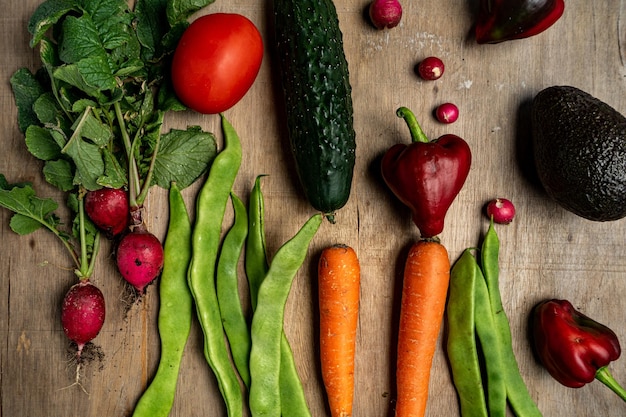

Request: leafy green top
left=2, top=0, right=216, bottom=277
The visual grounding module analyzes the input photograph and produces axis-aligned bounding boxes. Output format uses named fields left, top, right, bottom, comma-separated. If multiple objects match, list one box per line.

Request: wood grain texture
left=1, top=0, right=625, bottom=416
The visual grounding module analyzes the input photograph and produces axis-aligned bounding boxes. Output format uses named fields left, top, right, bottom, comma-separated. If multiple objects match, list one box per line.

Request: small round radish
left=486, top=198, right=516, bottom=224
left=61, top=280, right=106, bottom=358
left=116, top=229, right=164, bottom=294
left=85, top=188, right=129, bottom=238
left=417, top=56, right=445, bottom=81
left=435, top=103, right=459, bottom=124
left=369, top=0, right=402, bottom=29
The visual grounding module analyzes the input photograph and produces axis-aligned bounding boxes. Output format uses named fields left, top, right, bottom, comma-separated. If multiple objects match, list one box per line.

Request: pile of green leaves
left=2, top=0, right=217, bottom=277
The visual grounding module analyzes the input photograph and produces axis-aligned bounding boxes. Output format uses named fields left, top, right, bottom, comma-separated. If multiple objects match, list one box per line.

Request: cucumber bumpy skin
left=274, top=0, right=356, bottom=223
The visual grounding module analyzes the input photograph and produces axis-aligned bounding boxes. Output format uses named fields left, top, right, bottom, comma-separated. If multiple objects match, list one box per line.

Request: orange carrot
left=318, top=244, right=361, bottom=417
left=395, top=239, right=450, bottom=417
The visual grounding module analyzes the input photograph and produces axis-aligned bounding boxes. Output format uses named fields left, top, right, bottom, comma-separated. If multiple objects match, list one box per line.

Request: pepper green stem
left=396, top=106, right=430, bottom=143
left=595, top=366, right=626, bottom=402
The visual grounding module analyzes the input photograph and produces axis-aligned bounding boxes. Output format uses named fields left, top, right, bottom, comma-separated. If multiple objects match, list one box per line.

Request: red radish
left=115, top=228, right=164, bottom=294
left=435, top=103, right=459, bottom=124
left=85, top=188, right=129, bottom=237
left=61, top=280, right=106, bottom=359
left=417, top=56, right=445, bottom=81
left=486, top=198, right=516, bottom=224
left=369, top=0, right=402, bottom=29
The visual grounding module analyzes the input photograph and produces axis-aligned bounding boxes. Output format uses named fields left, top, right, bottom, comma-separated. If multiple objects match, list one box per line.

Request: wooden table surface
left=2, top=0, right=626, bottom=416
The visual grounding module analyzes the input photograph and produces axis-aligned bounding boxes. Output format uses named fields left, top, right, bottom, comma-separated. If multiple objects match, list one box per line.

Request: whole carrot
left=318, top=244, right=361, bottom=417
left=395, top=239, right=450, bottom=417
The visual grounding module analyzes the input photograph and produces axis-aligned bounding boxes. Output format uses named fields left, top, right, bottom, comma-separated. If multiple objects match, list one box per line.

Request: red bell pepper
left=532, top=299, right=626, bottom=402
left=475, top=0, right=565, bottom=44
left=380, top=107, right=471, bottom=238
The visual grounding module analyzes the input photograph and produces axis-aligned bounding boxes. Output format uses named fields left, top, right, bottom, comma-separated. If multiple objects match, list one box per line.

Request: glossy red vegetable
left=171, top=13, right=263, bottom=114
left=485, top=197, right=516, bottom=224
left=381, top=107, right=471, bottom=238
left=435, top=103, right=459, bottom=124
left=417, top=57, right=444, bottom=81
left=533, top=299, right=626, bottom=402
left=369, top=0, right=402, bottom=29
left=85, top=188, right=129, bottom=238
left=475, top=0, right=564, bottom=44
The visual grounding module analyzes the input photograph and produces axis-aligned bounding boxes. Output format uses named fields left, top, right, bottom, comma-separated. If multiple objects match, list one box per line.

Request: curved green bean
left=245, top=176, right=313, bottom=417
left=447, top=249, right=488, bottom=417
left=245, top=175, right=269, bottom=310
left=188, top=114, right=243, bottom=417
left=473, top=259, right=507, bottom=417
left=216, top=192, right=251, bottom=389
left=132, top=182, right=192, bottom=417
left=481, top=220, right=542, bottom=417
left=248, top=213, right=323, bottom=417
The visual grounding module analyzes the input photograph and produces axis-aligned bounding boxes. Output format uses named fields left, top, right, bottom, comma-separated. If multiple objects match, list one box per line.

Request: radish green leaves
left=2, top=0, right=217, bottom=275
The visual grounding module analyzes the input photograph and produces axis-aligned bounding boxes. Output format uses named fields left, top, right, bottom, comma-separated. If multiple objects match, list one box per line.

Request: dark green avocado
left=531, top=86, right=626, bottom=221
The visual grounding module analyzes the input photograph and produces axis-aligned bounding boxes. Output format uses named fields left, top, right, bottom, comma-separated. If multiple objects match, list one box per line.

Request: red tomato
left=171, top=13, right=263, bottom=114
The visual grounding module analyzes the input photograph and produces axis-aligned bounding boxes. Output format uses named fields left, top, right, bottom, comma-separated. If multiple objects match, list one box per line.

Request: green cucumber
left=273, top=0, right=356, bottom=223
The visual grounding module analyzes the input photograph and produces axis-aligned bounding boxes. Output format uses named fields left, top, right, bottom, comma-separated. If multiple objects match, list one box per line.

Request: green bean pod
left=188, top=114, right=243, bottom=417
left=248, top=213, right=323, bottom=417
left=245, top=176, right=313, bottom=417
left=277, top=336, right=311, bottom=417
left=132, top=183, right=192, bottom=417
left=473, top=257, right=507, bottom=417
left=245, top=175, right=269, bottom=310
left=216, top=192, right=251, bottom=389
left=447, top=249, right=488, bottom=417
left=480, top=220, right=543, bottom=417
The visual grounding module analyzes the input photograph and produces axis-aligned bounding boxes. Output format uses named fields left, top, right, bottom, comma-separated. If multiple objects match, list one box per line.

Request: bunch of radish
left=85, top=188, right=164, bottom=297
left=83, top=129, right=166, bottom=298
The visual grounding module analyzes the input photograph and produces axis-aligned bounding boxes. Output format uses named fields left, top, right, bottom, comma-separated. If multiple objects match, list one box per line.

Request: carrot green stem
left=596, top=366, right=626, bottom=402
left=396, top=106, right=430, bottom=143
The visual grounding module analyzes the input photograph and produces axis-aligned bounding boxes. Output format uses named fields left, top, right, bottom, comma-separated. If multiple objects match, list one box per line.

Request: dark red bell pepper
left=475, top=0, right=565, bottom=44
left=532, top=299, right=626, bottom=402
left=381, top=107, right=471, bottom=238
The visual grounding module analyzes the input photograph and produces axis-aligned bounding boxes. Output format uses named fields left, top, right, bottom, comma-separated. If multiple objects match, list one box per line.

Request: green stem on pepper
left=595, top=366, right=626, bottom=402
left=396, top=106, right=430, bottom=143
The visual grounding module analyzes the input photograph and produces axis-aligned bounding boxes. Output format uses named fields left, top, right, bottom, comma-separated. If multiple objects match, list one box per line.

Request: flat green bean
left=248, top=213, right=323, bottom=417
left=447, top=249, right=488, bottom=417
left=245, top=176, right=312, bottom=417
left=481, top=221, right=542, bottom=417
left=132, top=182, right=192, bottom=417
left=473, top=259, right=507, bottom=417
left=216, top=192, right=251, bottom=389
left=245, top=175, right=269, bottom=310
left=188, top=114, right=243, bottom=417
